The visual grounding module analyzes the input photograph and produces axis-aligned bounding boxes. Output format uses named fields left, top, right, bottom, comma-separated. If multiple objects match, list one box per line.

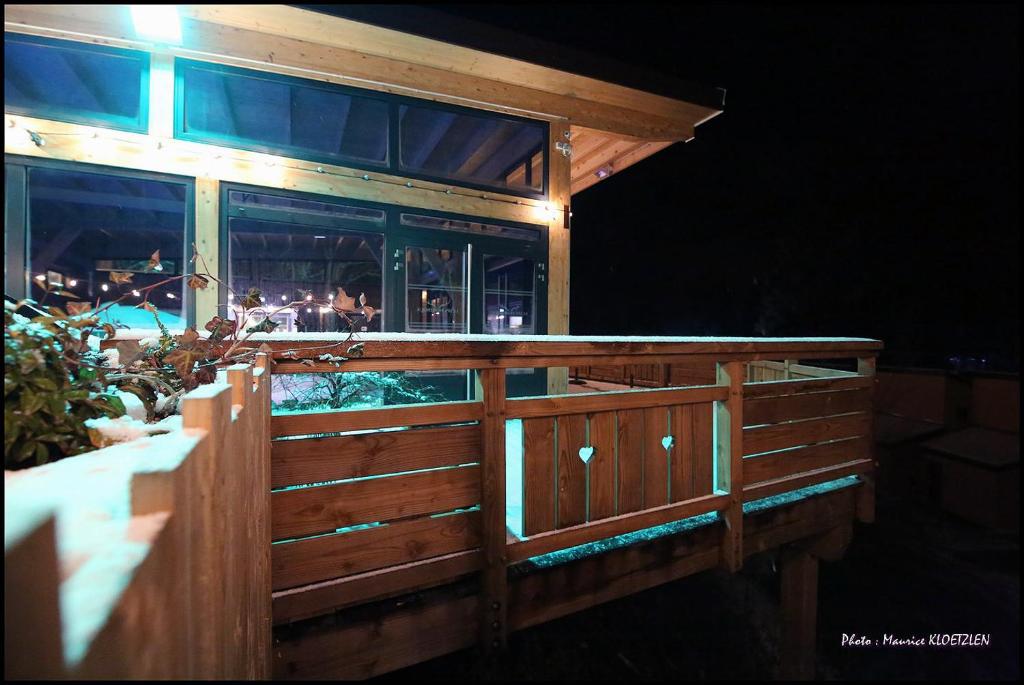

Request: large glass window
left=404, top=246, right=468, bottom=333
left=4, top=33, right=149, bottom=132
left=399, top=104, right=545, bottom=194
left=225, top=190, right=384, bottom=333
left=484, top=255, right=536, bottom=334
left=177, top=60, right=389, bottom=167
left=19, top=164, right=191, bottom=327
left=176, top=58, right=549, bottom=198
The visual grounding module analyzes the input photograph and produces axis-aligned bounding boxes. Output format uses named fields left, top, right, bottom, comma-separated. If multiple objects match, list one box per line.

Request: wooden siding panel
left=670, top=404, right=695, bottom=502
left=271, top=425, right=480, bottom=488
left=642, top=407, right=670, bottom=507
left=743, top=413, right=871, bottom=457
left=556, top=414, right=587, bottom=527
left=522, top=418, right=556, bottom=536
left=745, top=388, right=871, bottom=426
left=616, top=409, right=645, bottom=514
left=744, top=437, right=871, bottom=485
left=587, top=411, right=616, bottom=521
left=271, top=511, right=481, bottom=590
left=271, top=466, right=479, bottom=540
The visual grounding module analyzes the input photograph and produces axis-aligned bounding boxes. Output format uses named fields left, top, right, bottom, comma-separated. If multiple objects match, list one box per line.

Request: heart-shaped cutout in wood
left=662, top=435, right=674, bottom=452
left=578, top=446, right=595, bottom=464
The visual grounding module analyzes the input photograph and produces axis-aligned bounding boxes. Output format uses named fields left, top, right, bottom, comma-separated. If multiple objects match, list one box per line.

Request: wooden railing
left=4, top=359, right=272, bottom=680
left=262, top=335, right=881, bottom=662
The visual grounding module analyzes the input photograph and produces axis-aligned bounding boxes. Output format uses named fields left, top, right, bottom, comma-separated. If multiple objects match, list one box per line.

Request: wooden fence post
left=3, top=506, right=65, bottom=679
left=716, top=361, right=744, bottom=571
left=478, top=368, right=508, bottom=652
left=779, top=546, right=819, bottom=680
left=856, top=356, right=877, bottom=523
left=181, top=383, right=233, bottom=678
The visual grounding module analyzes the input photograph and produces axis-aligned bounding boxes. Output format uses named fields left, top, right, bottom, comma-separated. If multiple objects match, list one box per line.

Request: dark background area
left=315, top=3, right=1019, bottom=372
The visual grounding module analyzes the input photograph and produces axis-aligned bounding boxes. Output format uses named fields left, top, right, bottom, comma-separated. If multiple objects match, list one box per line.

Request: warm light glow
left=131, top=289, right=141, bottom=297
left=534, top=203, right=560, bottom=223
left=129, top=5, right=182, bottom=44
left=101, top=283, right=110, bottom=292
left=6, top=122, right=33, bottom=147
left=166, top=292, right=176, bottom=299
left=68, top=279, right=78, bottom=287
left=281, top=294, right=288, bottom=302
left=305, top=294, right=313, bottom=301
left=305, top=307, right=312, bottom=313
left=34, top=274, right=46, bottom=282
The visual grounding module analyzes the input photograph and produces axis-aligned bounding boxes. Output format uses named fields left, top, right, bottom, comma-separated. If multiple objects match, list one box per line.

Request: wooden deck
left=263, top=335, right=881, bottom=679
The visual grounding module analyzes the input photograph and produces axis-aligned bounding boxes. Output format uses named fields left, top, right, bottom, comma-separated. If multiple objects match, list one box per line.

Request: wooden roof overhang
left=3, top=4, right=724, bottom=195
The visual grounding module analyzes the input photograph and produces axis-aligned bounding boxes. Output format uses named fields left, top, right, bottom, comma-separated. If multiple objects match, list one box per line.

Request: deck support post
left=779, top=546, right=819, bottom=680
left=477, top=368, right=508, bottom=652
left=856, top=356, right=877, bottom=523
left=716, top=360, right=744, bottom=571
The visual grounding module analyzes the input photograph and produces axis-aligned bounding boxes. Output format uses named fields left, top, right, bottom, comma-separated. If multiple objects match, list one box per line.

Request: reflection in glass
left=227, top=194, right=384, bottom=333
left=180, top=60, right=389, bottom=165
left=484, top=255, right=534, bottom=334
left=405, top=247, right=468, bottom=333
left=26, top=167, right=188, bottom=328
left=5, top=35, right=147, bottom=130
left=399, top=104, right=545, bottom=193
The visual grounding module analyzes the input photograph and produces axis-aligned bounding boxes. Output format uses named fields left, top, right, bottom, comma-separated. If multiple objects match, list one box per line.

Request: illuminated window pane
left=484, top=255, right=535, bottom=334
left=27, top=167, right=189, bottom=327
left=405, top=247, right=468, bottom=333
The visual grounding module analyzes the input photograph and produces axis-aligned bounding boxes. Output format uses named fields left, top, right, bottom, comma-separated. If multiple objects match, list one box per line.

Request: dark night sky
left=319, top=4, right=1020, bottom=370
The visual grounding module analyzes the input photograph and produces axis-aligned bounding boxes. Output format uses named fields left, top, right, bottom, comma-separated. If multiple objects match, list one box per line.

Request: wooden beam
left=194, top=177, right=219, bottom=326
left=546, top=122, right=571, bottom=394
left=716, top=361, right=744, bottom=572
left=4, top=114, right=547, bottom=227
left=779, top=547, right=818, bottom=680
left=477, top=368, right=508, bottom=652
left=4, top=6, right=712, bottom=140
left=855, top=356, right=878, bottom=523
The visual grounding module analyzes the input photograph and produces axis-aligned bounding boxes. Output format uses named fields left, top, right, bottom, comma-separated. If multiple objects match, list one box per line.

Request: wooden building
left=4, top=5, right=882, bottom=681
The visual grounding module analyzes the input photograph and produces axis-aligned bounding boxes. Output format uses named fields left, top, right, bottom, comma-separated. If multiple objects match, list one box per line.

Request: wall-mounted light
left=130, top=5, right=182, bottom=45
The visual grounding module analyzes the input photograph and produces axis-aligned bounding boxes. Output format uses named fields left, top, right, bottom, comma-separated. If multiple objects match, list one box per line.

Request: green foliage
left=4, top=305, right=124, bottom=469
left=6, top=245, right=378, bottom=468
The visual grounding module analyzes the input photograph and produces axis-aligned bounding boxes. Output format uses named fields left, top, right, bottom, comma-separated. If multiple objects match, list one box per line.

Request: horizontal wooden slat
left=744, top=437, right=871, bottom=484
left=743, top=413, right=871, bottom=457
left=272, top=550, right=481, bottom=625
left=507, top=493, right=728, bottom=562
left=744, top=388, right=872, bottom=426
left=507, top=385, right=727, bottom=419
left=272, top=592, right=480, bottom=680
left=270, top=401, right=482, bottom=437
left=271, top=511, right=480, bottom=590
left=743, top=375, right=874, bottom=399
left=742, top=460, right=874, bottom=502
left=271, top=351, right=880, bottom=374
left=271, top=425, right=480, bottom=488
left=271, top=466, right=479, bottom=540
left=254, top=337, right=882, bottom=360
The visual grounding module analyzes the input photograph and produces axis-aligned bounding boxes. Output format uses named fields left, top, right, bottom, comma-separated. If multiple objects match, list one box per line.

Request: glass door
left=387, top=211, right=548, bottom=398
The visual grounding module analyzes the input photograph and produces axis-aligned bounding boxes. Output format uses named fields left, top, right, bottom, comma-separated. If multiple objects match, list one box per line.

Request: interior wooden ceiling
left=569, top=126, right=676, bottom=195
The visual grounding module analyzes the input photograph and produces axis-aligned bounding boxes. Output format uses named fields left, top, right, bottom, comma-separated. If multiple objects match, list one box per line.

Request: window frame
left=216, top=182, right=548, bottom=335
left=4, top=155, right=197, bottom=326
left=177, top=58, right=550, bottom=200
left=3, top=33, right=150, bottom=133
